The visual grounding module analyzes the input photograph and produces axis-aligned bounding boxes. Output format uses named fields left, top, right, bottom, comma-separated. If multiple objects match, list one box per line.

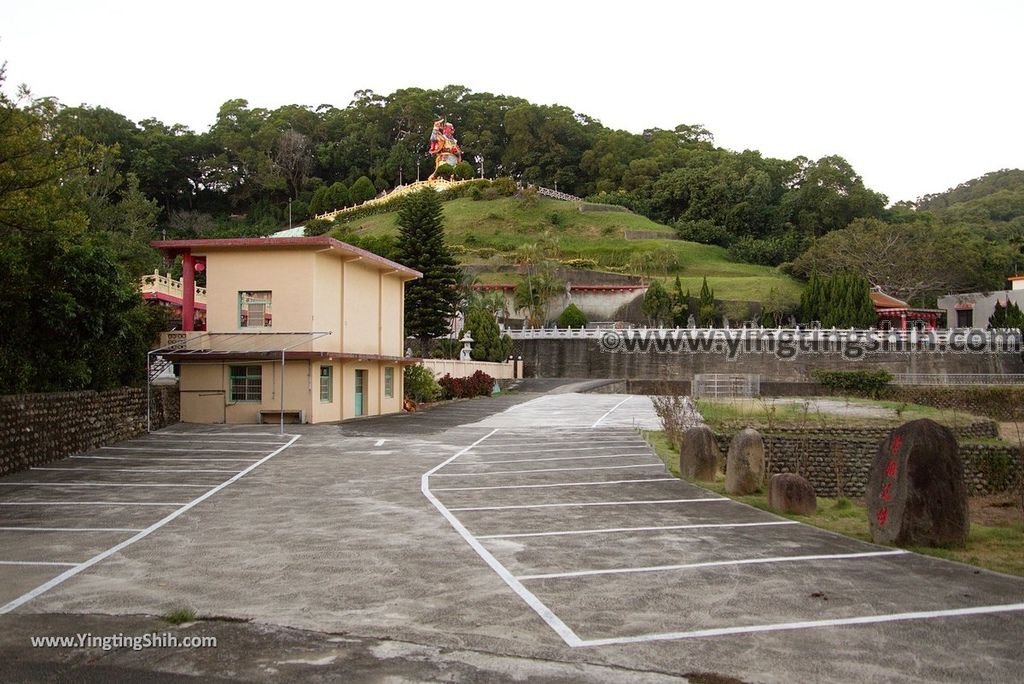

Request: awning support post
left=280, top=348, right=286, bottom=435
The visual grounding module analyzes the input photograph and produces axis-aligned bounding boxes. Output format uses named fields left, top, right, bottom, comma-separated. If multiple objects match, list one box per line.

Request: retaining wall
left=0, top=387, right=179, bottom=477
left=709, top=428, right=1021, bottom=497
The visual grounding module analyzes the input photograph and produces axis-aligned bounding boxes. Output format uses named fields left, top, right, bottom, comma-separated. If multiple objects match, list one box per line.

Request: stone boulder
left=678, top=426, right=720, bottom=481
left=725, top=428, right=764, bottom=495
left=867, top=419, right=968, bottom=548
left=767, top=473, right=817, bottom=515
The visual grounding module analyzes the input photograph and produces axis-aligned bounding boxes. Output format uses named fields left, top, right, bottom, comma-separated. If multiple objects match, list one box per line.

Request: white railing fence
left=693, top=374, right=761, bottom=398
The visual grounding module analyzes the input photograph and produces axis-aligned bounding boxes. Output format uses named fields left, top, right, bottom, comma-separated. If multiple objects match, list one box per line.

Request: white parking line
left=0, top=482, right=213, bottom=488
left=421, top=428, right=585, bottom=647
left=102, top=446, right=266, bottom=454
left=0, top=434, right=300, bottom=615
left=432, top=478, right=677, bottom=492
left=476, top=521, right=800, bottom=539
left=449, top=497, right=726, bottom=512
left=155, top=431, right=296, bottom=438
left=458, top=450, right=651, bottom=466
left=124, top=439, right=287, bottom=446
left=0, top=527, right=144, bottom=533
left=516, top=550, right=909, bottom=581
left=0, top=561, right=79, bottom=567
left=430, top=464, right=665, bottom=477
left=464, top=444, right=647, bottom=456
left=577, top=603, right=1024, bottom=646
left=73, top=456, right=259, bottom=463
left=0, top=501, right=188, bottom=507
left=33, top=467, right=241, bottom=474
left=591, top=396, right=633, bottom=428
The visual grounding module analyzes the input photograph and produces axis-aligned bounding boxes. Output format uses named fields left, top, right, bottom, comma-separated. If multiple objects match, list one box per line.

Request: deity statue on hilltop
left=427, top=119, right=462, bottom=180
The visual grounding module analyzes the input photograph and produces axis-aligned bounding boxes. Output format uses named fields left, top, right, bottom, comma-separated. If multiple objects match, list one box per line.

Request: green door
left=354, top=369, right=366, bottom=416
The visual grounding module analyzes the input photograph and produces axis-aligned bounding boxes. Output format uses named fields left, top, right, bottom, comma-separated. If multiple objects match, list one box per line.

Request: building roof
left=870, top=290, right=909, bottom=309
left=150, top=236, right=422, bottom=280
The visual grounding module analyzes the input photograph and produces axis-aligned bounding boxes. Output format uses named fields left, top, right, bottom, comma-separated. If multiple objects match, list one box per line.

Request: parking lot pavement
left=3, top=392, right=1023, bottom=682
left=424, top=418, right=1024, bottom=648
left=0, top=429, right=297, bottom=614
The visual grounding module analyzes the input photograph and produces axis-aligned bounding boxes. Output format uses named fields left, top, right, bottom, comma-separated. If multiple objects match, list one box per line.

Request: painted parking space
left=424, top=394, right=1024, bottom=648
left=0, top=428, right=297, bottom=614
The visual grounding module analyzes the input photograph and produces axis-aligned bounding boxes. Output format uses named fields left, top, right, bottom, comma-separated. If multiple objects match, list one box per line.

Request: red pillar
left=182, top=252, right=195, bottom=332
left=900, top=311, right=907, bottom=331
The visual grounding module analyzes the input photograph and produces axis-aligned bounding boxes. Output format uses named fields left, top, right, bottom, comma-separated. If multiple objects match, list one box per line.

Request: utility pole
left=474, top=154, right=484, bottom=178
left=288, top=199, right=292, bottom=229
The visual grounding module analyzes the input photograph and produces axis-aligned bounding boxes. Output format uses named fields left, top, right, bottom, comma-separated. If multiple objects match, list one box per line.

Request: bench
left=258, top=409, right=305, bottom=425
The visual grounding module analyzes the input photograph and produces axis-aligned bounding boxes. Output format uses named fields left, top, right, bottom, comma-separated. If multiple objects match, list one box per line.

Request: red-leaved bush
left=439, top=370, right=495, bottom=399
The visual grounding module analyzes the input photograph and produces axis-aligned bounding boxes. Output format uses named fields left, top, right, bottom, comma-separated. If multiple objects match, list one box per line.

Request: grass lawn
left=645, top=430, right=1024, bottom=577
left=331, top=196, right=802, bottom=303
left=695, top=396, right=991, bottom=433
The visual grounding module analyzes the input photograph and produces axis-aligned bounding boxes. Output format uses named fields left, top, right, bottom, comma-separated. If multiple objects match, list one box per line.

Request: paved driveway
left=2, top=391, right=1023, bottom=682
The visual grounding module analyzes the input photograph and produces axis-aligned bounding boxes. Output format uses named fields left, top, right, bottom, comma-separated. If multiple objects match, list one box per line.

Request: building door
left=354, top=369, right=366, bottom=416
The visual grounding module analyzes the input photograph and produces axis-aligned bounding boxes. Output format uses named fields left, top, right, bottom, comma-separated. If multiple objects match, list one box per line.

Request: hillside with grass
left=329, top=195, right=802, bottom=304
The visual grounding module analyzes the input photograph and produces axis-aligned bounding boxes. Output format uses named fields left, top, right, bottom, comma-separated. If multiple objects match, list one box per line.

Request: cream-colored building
left=152, top=237, right=420, bottom=424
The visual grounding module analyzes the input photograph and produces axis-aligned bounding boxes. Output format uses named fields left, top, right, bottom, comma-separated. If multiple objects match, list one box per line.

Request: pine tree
left=465, top=308, right=513, bottom=361
left=670, top=275, right=687, bottom=326
left=396, top=189, right=461, bottom=354
left=642, top=281, right=672, bottom=326
left=990, top=300, right=1024, bottom=329
left=698, top=276, right=716, bottom=327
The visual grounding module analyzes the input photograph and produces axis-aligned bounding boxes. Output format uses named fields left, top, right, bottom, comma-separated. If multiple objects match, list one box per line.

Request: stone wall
left=0, top=386, right=179, bottom=478
left=710, top=429, right=1021, bottom=497
left=516, top=338, right=1024, bottom=381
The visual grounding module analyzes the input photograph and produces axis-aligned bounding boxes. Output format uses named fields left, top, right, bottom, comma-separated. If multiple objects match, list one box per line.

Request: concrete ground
left=1, top=389, right=1023, bottom=682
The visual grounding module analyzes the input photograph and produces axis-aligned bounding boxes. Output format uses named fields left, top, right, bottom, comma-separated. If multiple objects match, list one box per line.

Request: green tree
left=697, top=276, right=716, bottom=326
left=453, top=160, right=475, bottom=180
left=349, top=175, right=377, bottom=205
left=395, top=189, right=461, bottom=353
left=989, top=300, right=1024, bottom=330
left=557, top=303, right=588, bottom=328
left=641, top=280, right=673, bottom=326
left=464, top=308, right=513, bottom=361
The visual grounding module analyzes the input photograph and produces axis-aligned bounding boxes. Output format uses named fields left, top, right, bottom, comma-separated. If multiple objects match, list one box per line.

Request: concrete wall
left=422, top=359, right=516, bottom=380
left=516, top=339, right=1024, bottom=381
left=0, top=387, right=179, bottom=478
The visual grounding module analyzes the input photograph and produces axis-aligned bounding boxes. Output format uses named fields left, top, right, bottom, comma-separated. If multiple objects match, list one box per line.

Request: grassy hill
left=330, top=196, right=802, bottom=303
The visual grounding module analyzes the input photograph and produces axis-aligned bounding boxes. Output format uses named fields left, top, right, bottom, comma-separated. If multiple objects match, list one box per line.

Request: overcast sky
left=4, top=0, right=1021, bottom=203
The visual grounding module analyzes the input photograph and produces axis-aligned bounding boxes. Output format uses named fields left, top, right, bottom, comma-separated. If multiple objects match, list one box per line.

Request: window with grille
left=320, top=365, right=333, bottom=402
left=229, top=366, right=262, bottom=402
left=384, top=367, right=394, bottom=398
left=239, top=291, right=272, bottom=328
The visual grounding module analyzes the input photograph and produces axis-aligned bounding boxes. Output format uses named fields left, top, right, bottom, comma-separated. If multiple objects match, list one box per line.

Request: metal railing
left=892, top=374, right=1024, bottom=386
left=693, top=373, right=760, bottom=398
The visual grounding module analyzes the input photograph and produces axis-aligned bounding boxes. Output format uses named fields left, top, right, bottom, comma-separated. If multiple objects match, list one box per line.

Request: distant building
left=151, top=237, right=421, bottom=424
left=938, top=277, right=1024, bottom=328
left=870, top=289, right=943, bottom=330
left=139, top=270, right=208, bottom=330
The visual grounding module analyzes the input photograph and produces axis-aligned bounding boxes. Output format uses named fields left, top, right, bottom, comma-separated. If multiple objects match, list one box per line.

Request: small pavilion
left=870, top=289, right=943, bottom=330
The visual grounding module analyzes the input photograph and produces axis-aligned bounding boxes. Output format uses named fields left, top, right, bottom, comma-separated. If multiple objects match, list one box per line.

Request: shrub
left=439, top=370, right=495, bottom=399
left=491, top=177, right=517, bottom=196
left=549, top=211, right=565, bottom=227
left=404, top=364, right=442, bottom=403
left=674, top=219, right=733, bottom=247
left=433, top=163, right=455, bottom=180
left=349, top=176, right=377, bottom=204
left=559, top=257, right=598, bottom=270
left=453, top=161, right=476, bottom=180
left=303, top=218, right=332, bottom=236
left=812, top=369, right=893, bottom=398
left=557, top=303, right=588, bottom=328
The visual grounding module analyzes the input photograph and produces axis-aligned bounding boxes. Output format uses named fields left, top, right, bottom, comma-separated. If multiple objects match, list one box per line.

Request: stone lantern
left=459, top=332, right=474, bottom=361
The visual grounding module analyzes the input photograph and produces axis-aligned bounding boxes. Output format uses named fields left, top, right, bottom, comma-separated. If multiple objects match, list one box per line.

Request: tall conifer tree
left=396, top=189, right=461, bottom=354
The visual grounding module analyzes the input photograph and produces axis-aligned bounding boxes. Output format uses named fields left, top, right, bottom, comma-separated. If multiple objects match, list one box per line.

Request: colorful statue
left=428, top=118, right=462, bottom=179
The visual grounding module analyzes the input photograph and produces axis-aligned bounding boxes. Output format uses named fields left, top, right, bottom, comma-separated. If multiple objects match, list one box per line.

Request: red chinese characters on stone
left=890, top=435, right=903, bottom=455
left=885, top=459, right=898, bottom=478
left=880, top=482, right=893, bottom=502
left=876, top=508, right=889, bottom=526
